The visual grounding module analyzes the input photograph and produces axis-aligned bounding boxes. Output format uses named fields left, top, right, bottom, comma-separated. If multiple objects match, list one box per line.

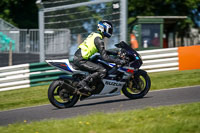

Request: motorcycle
left=46, top=41, right=151, bottom=109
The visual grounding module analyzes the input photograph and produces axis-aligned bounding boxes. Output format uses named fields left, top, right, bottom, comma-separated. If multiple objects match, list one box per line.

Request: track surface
left=0, top=86, right=200, bottom=126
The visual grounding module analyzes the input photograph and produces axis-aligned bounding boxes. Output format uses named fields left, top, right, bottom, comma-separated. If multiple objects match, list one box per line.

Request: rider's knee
left=99, top=68, right=107, bottom=77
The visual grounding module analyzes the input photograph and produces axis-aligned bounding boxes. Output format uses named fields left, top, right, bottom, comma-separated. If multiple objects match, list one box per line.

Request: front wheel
left=122, top=69, right=151, bottom=99
left=48, top=80, right=79, bottom=109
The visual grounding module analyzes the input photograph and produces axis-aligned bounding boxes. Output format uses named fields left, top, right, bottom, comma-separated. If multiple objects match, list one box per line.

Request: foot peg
left=76, top=90, right=91, bottom=96
left=78, top=81, right=92, bottom=92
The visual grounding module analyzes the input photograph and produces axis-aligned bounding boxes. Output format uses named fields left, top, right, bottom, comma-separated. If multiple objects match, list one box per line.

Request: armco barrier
left=0, top=62, right=66, bottom=92
left=0, top=46, right=199, bottom=92
left=139, top=47, right=179, bottom=73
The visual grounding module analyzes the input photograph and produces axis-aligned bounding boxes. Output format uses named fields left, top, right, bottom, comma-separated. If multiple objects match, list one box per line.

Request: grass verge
left=0, top=69, right=200, bottom=111
left=150, top=69, right=200, bottom=90
left=0, top=85, right=49, bottom=111
left=0, top=102, right=200, bottom=133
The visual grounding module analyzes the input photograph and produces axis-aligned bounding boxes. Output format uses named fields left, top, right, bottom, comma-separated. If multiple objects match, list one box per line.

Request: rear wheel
left=48, top=80, right=79, bottom=109
left=122, top=70, right=151, bottom=99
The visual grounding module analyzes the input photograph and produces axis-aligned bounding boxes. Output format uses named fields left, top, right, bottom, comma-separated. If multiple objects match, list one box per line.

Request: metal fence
left=37, top=0, right=128, bottom=62
left=0, top=28, right=71, bottom=66
left=0, top=29, right=70, bottom=55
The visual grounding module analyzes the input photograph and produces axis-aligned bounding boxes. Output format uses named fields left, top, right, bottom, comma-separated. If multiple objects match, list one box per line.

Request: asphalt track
left=0, top=86, right=200, bottom=126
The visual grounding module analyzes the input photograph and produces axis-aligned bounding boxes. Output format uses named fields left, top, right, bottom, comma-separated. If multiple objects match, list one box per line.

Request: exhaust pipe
left=59, top=80, right=90, bottom=96
left=60, top=81, right=75, bottom=93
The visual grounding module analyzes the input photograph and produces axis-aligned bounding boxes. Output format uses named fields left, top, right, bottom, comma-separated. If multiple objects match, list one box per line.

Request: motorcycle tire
left=48, top=80, right=79, bottom=109
left=122, top=69, right=151, bottom=99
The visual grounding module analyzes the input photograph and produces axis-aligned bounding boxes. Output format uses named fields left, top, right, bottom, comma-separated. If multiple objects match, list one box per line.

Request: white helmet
left=97, top=20, right=113, bottom=38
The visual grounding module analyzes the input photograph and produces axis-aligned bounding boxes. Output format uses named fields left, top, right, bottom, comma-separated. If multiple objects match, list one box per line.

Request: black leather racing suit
left=73, top=37, right=124, bottom=87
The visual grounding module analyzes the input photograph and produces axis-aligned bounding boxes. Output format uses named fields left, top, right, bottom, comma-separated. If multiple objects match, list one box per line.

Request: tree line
left=0, top=0, right=199, bottom=29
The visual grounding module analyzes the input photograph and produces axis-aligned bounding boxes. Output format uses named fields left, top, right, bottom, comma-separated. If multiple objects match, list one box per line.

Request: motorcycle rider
left=73, top=20, right=126, bottom=92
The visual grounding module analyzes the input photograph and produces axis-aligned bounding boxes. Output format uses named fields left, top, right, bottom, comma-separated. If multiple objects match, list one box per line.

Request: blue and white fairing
left=97, top=59, right=135, bottom=76
left=115, top=41, right=143, bottom=69
left=45, top=59, right=88, bottom=75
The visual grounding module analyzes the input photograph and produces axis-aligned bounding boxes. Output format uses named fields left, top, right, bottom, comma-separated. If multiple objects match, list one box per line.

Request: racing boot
left=78, top=72, right=100, bottom=92
left=78, top=80, right=92, bottom=92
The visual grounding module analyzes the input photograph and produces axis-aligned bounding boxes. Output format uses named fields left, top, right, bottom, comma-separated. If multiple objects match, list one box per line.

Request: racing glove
left=119, top=59, right=127, bottom=65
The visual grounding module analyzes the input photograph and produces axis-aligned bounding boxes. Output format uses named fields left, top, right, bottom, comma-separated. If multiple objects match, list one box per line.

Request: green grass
left=0, top=102, right=200, bottom=133
left=0, top=85, right=49, bottom=111
left=150, top=69, right=200, bottom=90
left=0, top=69, right=200, bottom=111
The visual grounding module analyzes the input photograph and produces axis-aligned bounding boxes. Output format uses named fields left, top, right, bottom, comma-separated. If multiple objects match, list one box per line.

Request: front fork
left=126, top=70, right=143, bottom=90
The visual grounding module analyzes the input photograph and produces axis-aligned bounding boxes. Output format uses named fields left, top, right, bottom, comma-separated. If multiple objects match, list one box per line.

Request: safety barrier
left=0, top=62, right=66, bottom=92
left=139, top=48, right=179, bottom=73
left=0, top=46, right=200, bottom=92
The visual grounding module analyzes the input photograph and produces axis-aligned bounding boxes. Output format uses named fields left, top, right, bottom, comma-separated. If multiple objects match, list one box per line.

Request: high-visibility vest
left=130, top=34, right=139, bottom=49
left=79, top=32, right=103, bottom=59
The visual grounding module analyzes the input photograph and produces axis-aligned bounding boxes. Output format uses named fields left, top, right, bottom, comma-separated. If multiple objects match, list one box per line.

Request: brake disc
left=59, top=89, right=70, bottom=101
left=137, top=78, right=144, bottom=90
left=128, top=76, right=144, bottom=93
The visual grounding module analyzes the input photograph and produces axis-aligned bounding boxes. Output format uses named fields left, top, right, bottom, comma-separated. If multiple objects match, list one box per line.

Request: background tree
left=128, top=0, right=199, bottom=42
left=0, top=0, right=38, bottom=28
left=0, top=0, right=199, bottom=30
left=128, top=0, right=199, bottom=28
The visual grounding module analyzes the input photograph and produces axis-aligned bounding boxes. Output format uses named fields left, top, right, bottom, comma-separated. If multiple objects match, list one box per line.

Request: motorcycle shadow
left=74, top=96, right=152, bottom=108
left=52, top=96, right=152, bottom=110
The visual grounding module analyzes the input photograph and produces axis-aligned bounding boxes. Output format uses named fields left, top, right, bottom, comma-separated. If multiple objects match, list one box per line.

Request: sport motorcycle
left=46, top=41, right=151, bottom=109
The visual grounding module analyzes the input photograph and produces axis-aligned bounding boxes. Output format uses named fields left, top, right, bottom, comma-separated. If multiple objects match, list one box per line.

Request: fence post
left=26, top=31, right=30, bottom=53
left=37, top=0, right=45, bottom=62
left=120, top=0, right=127, bottom=42
left=9, top=42, right=12, bottom=66
left=39, top=9, right=45, bottom=62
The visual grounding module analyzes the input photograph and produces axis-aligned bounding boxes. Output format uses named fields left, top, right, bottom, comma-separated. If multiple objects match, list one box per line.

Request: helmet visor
left=108, top=28, right=113, bottom=35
